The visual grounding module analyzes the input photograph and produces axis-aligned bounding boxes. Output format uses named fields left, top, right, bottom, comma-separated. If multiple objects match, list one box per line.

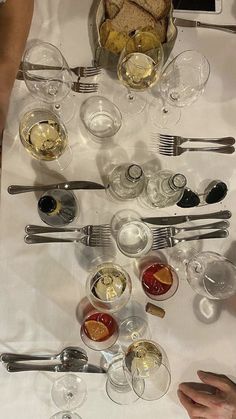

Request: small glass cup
left=186, top=251, right=236, bottom=300
left=80, top=96, right=122, bottom=140
left=80, top=311, right=119, bottom=350
left=140, top=260, right=179, bottom=301
left=86, top=262, right=132, bottom=313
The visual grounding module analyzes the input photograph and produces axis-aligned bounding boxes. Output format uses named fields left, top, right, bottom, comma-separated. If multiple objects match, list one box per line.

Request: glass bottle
left=145, top=170, right=187, bottom=208
left=108, top=164, right=145, bottom=200
left=38, top=189, right=78, bottom=226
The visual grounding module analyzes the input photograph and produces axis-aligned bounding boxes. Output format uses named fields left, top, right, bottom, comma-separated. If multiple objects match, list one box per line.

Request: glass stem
left=127, top=88, right=135, bottom=102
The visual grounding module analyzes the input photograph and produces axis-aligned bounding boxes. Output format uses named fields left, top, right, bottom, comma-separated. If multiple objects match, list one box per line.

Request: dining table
left=0, top=0, right=236, bottom=418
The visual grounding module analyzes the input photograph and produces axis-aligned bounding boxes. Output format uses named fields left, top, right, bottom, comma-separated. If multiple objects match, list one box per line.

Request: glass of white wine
left=117, top=31, right=164, bottom=115
left=22, top=41, right=75, bottom=123
left=19, top=108, right=71, bottom=170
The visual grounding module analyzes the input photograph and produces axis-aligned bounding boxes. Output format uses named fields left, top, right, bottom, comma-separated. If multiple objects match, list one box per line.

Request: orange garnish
left=153, top=266, right=173, bottom=285
left=85, top=320, right=109, bottom=341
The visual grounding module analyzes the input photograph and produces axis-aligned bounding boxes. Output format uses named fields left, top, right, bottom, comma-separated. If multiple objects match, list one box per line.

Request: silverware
left=151, top=220, right=229, bottom=238
left=1, top=346, right=88, bottom=364
left=152, top=229, right=228, bottom=250
left=19, top=64, right=102, bottom=78
left=153, top=133, right=235, bottom=147
left=156, top=144, right=235, bottom=156
left=8, top=181, right=106, bottom=195
left=6, top=362, right=105, bottom=373
left=142, top=210, right=231, bottom=225
left=174, top=17, right=236, bottom=34
left=16, top=71, right=98, bottom=93
left=24, top=234, right=112, bottom=247
left=25, top=224, right=111, bottom=236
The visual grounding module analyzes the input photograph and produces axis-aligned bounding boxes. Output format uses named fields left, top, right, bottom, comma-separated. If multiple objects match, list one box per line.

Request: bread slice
left=105, top=0, right=124, bottom=19
left=130, top=0, right=171, bottom=20
left=111, top=0, right=156, bottom=34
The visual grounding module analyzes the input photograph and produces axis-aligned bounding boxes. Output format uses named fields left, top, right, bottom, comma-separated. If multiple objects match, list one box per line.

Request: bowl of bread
left=90, top=0, right=177, bottom=71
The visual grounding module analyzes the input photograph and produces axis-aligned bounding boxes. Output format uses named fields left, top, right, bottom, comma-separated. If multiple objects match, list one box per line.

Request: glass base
left=50, top=412, right=82, bottom=419
left=114, top=90, right=146, bottom=115
left=51, top=94, right=76, bottom=124
left=119, top=316, right=150, bottom=347
left=150, top=98, right=181, bottom=130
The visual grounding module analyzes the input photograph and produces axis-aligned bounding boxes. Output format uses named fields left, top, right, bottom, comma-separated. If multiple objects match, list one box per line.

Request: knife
left=8, top=181, right=107, bottom=195
left=141, top=210, right=231, bottom=226
left=174, top=18, right=236, bottom=34
left=6, top=362, right=106, bottom=373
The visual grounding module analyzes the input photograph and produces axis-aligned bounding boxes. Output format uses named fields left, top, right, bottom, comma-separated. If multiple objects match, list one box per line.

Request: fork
left=151, top=230, right=228, bottom=250
left=156, top=144, right=235, bottom=156
left=18, top=64, right=101, bottom=78
left=151, top=220, right=229, bottom=239
left=25, top=224, right=111, bottom=236
left=24, top=234, right=112, bottom=247
left=155, top=133, right=235, bottom=146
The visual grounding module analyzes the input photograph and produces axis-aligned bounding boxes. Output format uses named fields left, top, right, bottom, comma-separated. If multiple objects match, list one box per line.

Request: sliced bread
left=130, top=0, right=171, bottom=20
left=111, top=0, right=156, bottom=34
left=105, top=0, right=124, bottom=19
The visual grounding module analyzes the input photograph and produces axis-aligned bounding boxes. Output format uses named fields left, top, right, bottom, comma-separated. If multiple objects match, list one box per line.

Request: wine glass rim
left=187, top=250, right=235, bottom=266
left=168, top=49, right=210, bottom=79
left=23, top=41, right=68, bottom=76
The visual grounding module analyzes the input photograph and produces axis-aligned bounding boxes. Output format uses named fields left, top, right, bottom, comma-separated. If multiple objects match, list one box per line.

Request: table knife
left=174, top=18, right=236, bottom=34
left=8, top=181, right=107, bottom=195
left=142, top=210, right=231, bottom=226
left=6, top=362, right=106, bottom=373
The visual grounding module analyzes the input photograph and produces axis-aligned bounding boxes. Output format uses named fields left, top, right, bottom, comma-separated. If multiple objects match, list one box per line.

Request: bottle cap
left=172, top=173, right=187, bottom=189
left=38, top=196, right=57, bottom=214
left=127, top=164, right=143, bottom=182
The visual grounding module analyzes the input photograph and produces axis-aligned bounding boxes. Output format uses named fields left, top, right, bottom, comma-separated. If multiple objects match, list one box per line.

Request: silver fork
left=151, top=230, right=228, bottom=250
left=24, top=234, right=112, bottom=247
left=156, top=133, right=235, bottom=146
left=18, top=64, right=101, bottom=78
left=25, top=224, right=111, bottom=236
left=156, top=144, right=235, bottom=156
left=152, top=220, right=229, bottom=239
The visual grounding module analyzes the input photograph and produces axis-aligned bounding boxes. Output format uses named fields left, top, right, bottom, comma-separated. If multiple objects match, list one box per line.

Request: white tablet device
left=173, top=0, right=222, bottom=14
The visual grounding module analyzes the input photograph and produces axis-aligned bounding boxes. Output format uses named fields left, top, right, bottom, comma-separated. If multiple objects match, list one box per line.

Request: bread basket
left=89, top=0, right=178, bottom=71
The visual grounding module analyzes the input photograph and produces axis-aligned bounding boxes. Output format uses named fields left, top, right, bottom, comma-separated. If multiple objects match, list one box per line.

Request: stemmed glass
left=117, top=31, right=164, bottom=115
left=22, top=41, right=75, bottom=123
left=151, top=49, right=210, bottom=128
left=186, top=251, right=236, bottom=300
left=50, top=374, right=87, bottom=419
left=80, top=310, right=119, bottom=350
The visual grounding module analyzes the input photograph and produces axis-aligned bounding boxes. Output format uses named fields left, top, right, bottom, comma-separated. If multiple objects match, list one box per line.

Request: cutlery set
left=0, top=347, right=105, bottom=374
left=17, top=64, right=101, bottom=93
left=151, top=134, right=236, bottom=156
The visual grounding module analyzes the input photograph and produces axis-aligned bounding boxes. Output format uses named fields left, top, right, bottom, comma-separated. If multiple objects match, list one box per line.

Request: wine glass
left=186, top=251, right=236, bottom=300
left=80, top=310, right=119, bottom=350
left=22, top=41, right=75, bottom=123
left=50, top=413, right=82, bottom=419
left=19, top=108, right=71, bottom=171
left=51, top=374, right=87, bottom=411
left=86, top=262, right=132, bottom=313
left=151, top=49, right=210, bottom=128
left=140, top=260, right=179, bottom=301
left=124, top=340, right=171, bottom=401
left=117, top=31, right=164, bottom=115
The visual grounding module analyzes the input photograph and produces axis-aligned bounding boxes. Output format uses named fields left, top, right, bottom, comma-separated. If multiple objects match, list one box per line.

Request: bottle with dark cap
left=38, top=189, right=78, bottom=226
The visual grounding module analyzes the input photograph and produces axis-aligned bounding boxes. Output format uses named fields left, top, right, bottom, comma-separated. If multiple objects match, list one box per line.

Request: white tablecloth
left=0, top=1, right=236, bottom=418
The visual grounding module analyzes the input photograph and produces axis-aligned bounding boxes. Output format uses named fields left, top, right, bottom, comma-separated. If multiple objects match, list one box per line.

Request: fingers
left=179, top=382, right=218, bottom=407
left=177, top=389, right=208, bottom=418
left=197, top=370, right=231, bottom=392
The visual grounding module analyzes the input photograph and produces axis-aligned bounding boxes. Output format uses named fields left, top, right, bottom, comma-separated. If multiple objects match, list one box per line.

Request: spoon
left=0, top=346, right=88, bottom=364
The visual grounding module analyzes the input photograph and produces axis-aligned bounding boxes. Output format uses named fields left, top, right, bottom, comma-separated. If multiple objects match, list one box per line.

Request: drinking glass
left=124, top=340, right=171, bottom=401
left=51, top=374, right=87, bottom=410
left=186, top=251, right=236, bottom=300
left=117, top=31, right=164, bottom=115
left=50, top=413, right=82, bottom=419
left=22, top=41, right=75, bottom=123
left=19, top=108, right=71, bottom=170
left=119, top=316, right=150, bottom=347
left=140, top=260, right=179, bottom=301
left=111, top=209, right=153, bottom=258
left=151, top=49, right=210, bottom=128
left=80, top=311, right=119, bottom=350
left=86, top=262, right=132, bottom=313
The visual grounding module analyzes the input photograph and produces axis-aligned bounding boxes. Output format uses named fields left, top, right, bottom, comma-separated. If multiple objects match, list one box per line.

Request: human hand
left=178, top=370, right=236, bottom=419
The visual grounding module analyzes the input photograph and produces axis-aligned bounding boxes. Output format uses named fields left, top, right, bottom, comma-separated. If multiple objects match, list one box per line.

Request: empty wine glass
left=117, top=31, right=164, bottom=115
left=186, top=251, right=236, bottom=300
left=51, top=374, right=87, bottom=411
left=22, top=41, right=75, bottom=123
left=124, top=340, right=171, bottom=401
left=151, top=49, right=210, bottom=128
